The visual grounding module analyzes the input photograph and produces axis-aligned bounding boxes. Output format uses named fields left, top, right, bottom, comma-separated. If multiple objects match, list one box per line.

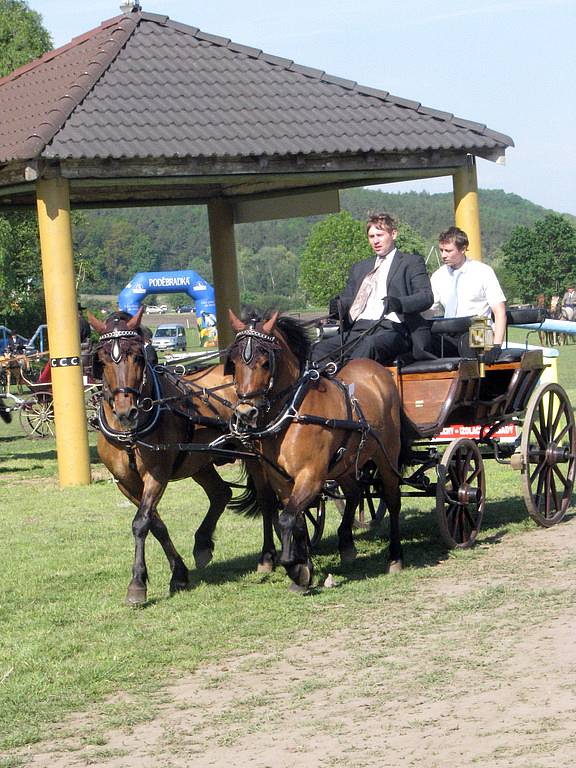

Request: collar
left=375, top=247, right=397, bottom=267
left=448, top=257, right=469, bottom=276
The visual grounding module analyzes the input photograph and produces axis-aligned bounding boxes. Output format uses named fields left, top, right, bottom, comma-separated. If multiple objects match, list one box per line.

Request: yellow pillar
left=36, top=177, right=91, bottom=486
left=207, top=198, right=241, bottom=350
left=453, top=156, right=482, bottom=261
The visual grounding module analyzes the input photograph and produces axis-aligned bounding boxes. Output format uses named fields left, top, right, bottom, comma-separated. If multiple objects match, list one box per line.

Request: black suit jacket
left=338, top=250, right=433, bottom=334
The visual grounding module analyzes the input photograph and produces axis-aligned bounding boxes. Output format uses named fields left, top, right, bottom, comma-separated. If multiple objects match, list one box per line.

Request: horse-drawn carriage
left=90, top=306, right=575, bottom=600
left=0, top=351, right=101, bottom=437
left=358, top=311, right=573, bottom=547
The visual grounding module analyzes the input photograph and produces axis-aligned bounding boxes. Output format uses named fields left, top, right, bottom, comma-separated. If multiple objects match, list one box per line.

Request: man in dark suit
left=312, top=212, right=433, bottom=365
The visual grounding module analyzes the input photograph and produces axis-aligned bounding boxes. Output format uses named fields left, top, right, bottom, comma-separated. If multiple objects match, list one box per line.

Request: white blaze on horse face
left=111, top=339, right=122, bottom=363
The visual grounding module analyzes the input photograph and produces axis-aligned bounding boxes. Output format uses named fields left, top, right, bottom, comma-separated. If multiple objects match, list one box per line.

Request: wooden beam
left=207, top=199, right=240, bottom=350
left=453, top=157, right=482, bottom=261
left=36, top=177, right=91, bottom=486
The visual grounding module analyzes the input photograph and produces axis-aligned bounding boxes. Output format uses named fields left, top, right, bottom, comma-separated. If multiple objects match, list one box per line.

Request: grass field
left=1, top=330, right=575, bottom=759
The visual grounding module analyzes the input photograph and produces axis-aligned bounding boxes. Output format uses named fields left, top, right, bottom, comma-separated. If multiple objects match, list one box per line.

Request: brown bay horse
left=89, top=309, right=278, bottom=605
left=226, top=310, right=408, bottom=590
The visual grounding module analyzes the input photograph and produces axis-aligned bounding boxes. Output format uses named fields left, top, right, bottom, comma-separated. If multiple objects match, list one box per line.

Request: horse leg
left=386, top=498, right=403, bottom=573
left=125, top=475, right=188, bottom=604
left=336, top=477, right=361, bottom=564
left=259, top=500, right=279, bottom=573
left=190, top=464, right=232, bottom=569
left=248, top=462, right=280, bottom=572
left=377, top=467, right=403, bottom=574
left=278, top=472, right=322, bottom=589
left=148, top=509, right=190, bottom=595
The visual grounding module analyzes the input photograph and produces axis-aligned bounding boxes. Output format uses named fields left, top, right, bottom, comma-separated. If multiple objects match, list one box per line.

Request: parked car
left=151, top=323, right=187, bottom=352
left=145, top=305, right=167, bottom=314
left=176, top=304, right=194, bottom=313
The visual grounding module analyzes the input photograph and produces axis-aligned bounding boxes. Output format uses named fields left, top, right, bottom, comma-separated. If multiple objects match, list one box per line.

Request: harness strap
left=326, top=377, right=355, bottom=472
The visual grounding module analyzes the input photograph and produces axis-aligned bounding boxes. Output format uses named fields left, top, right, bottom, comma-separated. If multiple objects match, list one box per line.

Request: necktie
left=349, top=260, right=383, bottom=321
left=444, top=268, right=461, bottom=318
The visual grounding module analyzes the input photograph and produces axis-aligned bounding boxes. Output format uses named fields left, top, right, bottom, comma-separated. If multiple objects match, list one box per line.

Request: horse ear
left=228, top=309, right=246, bottom=332
left=127, top=306, right=145, bottom=330
left=262, top=311, right=279, bottom=335
left=87, top=311, right=106, bottom=333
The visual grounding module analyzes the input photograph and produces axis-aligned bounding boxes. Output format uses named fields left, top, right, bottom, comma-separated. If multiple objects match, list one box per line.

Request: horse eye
left=261, top=360, right=270, bottom=370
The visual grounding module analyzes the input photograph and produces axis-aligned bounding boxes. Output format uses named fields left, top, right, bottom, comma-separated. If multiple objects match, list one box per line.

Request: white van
left=152, top=324, right=187, bottom=352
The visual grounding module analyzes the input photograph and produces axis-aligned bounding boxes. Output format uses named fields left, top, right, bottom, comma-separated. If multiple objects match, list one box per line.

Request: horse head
left=227, top=310, right=282, bottom=428
left=89, top=307, right=147, bottom=428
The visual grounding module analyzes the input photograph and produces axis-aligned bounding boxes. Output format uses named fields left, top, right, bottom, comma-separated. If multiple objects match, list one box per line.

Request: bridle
left=96, top=327, right=148, bottom=404
left=229, top=324, right=281, bottom=404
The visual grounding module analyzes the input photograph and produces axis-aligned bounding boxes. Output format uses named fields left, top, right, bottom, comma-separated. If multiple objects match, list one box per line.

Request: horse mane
left=276, top=315, right=313, bottom=368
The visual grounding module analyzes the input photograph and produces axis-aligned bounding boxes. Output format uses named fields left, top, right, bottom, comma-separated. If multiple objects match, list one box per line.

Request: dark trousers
left=311, top=321, right=410, bottom=365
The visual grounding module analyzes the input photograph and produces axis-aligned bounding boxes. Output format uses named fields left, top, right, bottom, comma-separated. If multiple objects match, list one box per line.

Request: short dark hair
left=366, top=212, right=398, bottom=233
left=439, top=226, right=468, bottom=250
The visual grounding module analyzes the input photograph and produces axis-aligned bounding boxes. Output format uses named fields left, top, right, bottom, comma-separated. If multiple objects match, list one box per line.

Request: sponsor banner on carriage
left=433, top=423, right=519, bottom=443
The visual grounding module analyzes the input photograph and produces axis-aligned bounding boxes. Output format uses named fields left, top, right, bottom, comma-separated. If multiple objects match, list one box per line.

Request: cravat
left=349, top=260, right=384, bottom=321
left=444, top=268, right=461, bottom=318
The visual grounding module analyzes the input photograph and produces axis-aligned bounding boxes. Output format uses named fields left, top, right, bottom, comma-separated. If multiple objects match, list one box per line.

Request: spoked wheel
left=436, top=437, right=485, bottom=549
left=356, top=494, right=387, bottom=529
left=19, top=395, right=55, bottom=438
left=305, top=497, right=326, bottom=550
left=355, top=464, right=387, bottom=529
left=84, top=386, right=102, bottom=431
left=520, top=382, right=576, bottom=526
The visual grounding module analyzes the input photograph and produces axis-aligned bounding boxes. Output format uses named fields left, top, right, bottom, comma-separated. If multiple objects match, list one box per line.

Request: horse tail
left=227, top=467, right=261, bottom=518
left=399, top=408, right=419, bottom=471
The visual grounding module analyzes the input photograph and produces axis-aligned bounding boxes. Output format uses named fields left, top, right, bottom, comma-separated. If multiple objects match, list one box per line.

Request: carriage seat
left=397, top=357, right=462, bottom=374
left=506, top=308, right=546, bottom=325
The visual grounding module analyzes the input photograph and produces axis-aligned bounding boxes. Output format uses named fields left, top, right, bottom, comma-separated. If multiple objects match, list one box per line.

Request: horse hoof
left=386, top=559, right=403, bottom=575
left=257, top=553, right=276, bottom=573
left=194, top=549, right=213, bottom=569
left=125, top=586, right=147, bottom=605
left=169, top=577, right=190, bottom=595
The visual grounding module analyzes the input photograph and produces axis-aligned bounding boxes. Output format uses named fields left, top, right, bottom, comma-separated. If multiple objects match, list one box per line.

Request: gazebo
left=0, top=7, right=513, bottom=485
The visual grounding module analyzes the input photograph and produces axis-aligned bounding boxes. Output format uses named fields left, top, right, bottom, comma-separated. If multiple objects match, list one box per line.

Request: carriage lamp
left=468, top=315, right=494, bottom=377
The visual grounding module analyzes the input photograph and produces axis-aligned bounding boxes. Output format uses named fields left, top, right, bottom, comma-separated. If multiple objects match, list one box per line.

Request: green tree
left=299, top=211, right=427, bottom=305
left=299, top=212, right=372, bottom=305
left=0, top=1, right=52, bottom=333
left=0, top=0, right=52, bottom=77
left=501, top=214, right=576, bottom=302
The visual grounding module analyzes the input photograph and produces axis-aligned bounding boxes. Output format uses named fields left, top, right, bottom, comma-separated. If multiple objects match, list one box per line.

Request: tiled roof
left=0, top=11, right=513, bottom=166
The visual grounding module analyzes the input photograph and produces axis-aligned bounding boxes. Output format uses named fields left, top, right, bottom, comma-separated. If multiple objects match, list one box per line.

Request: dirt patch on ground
left=11, top=518, right=576, bottom=768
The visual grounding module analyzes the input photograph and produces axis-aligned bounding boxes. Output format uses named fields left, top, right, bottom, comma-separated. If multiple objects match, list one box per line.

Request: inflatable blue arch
left=118, top=270, right=218, bottom=344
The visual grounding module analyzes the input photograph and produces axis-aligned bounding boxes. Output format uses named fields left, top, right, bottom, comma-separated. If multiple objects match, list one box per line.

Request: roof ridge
left=22, top=14, right=141, bottom=158
left=0, top=15, right=125, bottom=88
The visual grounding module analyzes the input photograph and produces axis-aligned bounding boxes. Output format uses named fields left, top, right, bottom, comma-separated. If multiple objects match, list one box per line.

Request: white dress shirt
left=431, top=259, right=506, bottom=319
left=358, top=248, right=401, bottom=323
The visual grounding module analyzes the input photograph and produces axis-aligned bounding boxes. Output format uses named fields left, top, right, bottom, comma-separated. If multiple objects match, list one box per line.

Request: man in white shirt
left=431, top=227, right=506, bottom=362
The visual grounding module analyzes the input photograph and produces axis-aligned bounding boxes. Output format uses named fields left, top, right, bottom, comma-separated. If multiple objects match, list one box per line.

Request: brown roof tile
left=0, top=11, right=513, bottom=167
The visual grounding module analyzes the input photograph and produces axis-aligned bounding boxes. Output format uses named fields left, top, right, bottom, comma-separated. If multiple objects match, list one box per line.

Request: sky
left=28, top=0, right=576, bottom=215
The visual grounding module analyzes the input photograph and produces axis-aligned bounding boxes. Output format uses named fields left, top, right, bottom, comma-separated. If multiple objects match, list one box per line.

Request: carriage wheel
left=356, top=495, right=387, bottom=529
left=84, top=387, right=101, bottom=431
left=19, top=395, right=55, bottom=438
left=354, top=465, right=387, bottom=528
left=520, top=382, right=576, bottom=526
left=436, top=438, right=485, bottom=549
left=305, top=497, right=326, bottom=550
